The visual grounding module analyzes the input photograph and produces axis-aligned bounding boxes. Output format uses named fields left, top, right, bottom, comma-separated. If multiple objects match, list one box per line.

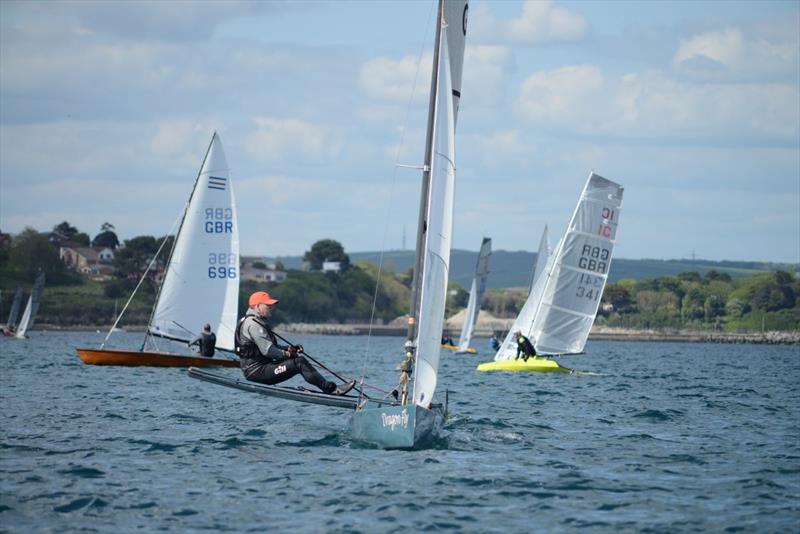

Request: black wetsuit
left=190, top=332, right=216, bottom=357
left=235, top=313, right=335, bottom=394
left=515, top=334, right=537, bottom=361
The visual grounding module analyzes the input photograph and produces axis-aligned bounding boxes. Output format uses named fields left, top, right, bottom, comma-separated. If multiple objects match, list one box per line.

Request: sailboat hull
left=441, top=343, right=477, bottom=354
left=350, top=404, right=445, bottom=449
left=476, top=357, right=572, bottom=373
left=76, top=348, right=239, bottom=367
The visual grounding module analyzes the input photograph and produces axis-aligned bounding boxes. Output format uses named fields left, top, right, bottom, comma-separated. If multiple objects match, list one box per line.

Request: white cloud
left=471, top=0, right=587, bottom=44
left=514, top=65, right=800, bottom=143
left=244, top=117, right=333, bottom=162
left=359, top=53, right=432, bottom=103
left=463, top=45, right=513, bottom=107
left=673, top=26, right=799, bottom=82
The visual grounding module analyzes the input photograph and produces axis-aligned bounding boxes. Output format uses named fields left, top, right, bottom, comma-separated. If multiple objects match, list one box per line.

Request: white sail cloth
left=530, top=226, right=550, bottom=296
left=412, top=27, right=457, bottom=408
left=149, top=133, right=240, bottom=351
left=457, top=237, right=491, bottom=352
left=496, top=173, right=624, bottom=359
left=15, top=273, right=44, bottom=338
left=443, top=0, right=468, bottom=123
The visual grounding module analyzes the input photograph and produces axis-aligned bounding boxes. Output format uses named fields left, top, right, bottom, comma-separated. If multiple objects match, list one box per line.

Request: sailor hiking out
left=514, top=330, right=537, bottom=362
left=235, top=291, right=355, bottom=396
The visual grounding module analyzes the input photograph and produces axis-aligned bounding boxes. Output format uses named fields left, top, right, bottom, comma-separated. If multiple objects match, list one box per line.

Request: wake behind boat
left=76, top=132, right=241, bottom=367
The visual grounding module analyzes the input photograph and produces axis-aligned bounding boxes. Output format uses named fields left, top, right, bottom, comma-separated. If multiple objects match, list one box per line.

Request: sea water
left=1, top=332, right=798, bottom=532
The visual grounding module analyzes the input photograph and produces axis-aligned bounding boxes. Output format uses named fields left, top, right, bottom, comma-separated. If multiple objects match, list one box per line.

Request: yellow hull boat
left=476, top=357, right=572, bottom=373
left=441, top=343, right=477, bottom=354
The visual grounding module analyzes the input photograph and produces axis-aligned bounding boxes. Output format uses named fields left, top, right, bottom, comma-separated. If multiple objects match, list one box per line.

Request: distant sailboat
left=478, top=173, right=624, bottom=372
left=13, top=273, right=45, bottom=339
left=1, top=286, right=23, bottom=336
left=76, top=133, right=240, bottom=367
left=442, top=237, right=491, bottom=354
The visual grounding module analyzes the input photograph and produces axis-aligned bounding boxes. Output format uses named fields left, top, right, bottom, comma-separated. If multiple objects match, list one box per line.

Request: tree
left=54, top=221, right=79, bottom=240
left=113, top=235, right=159, bottom=279
left=8, top=227, right=76, bottom=284
left=602, top=282, right=633, bottom=312
left=92, top=222, right=120, bottom=249
left=303, top=239, right=350, bottom=271
left=678, top=271, right=702, bottom=283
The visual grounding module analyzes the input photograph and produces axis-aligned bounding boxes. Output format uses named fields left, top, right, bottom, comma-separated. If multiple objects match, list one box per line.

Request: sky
left=1, top=0, right=798, bottom=263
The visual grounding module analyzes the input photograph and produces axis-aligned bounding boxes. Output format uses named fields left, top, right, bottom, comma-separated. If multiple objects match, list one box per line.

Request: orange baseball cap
left=249, top=291, right=279, bottom=307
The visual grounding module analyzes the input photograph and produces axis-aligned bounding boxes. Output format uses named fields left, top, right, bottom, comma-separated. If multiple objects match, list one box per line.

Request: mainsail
left=149, top=133, right=240, bottom=351
left=411, top=26, right=457, bottom=408
left=6, top=286, right=22, bottom=329
left=456, top=237, right=491, bottom=352
left=443, top=0, right=468, bottom=124
left=496, top=173, right=623, bottom=359
left=15, top=273, right=45, bottom=338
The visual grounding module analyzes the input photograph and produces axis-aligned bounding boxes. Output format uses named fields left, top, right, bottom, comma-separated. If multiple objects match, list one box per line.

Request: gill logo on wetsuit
left=274, top=364, right=287, bottom=375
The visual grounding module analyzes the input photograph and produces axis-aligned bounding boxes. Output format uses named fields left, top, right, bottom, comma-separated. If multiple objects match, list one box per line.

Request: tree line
left=0, top=221, right=797, bottom=332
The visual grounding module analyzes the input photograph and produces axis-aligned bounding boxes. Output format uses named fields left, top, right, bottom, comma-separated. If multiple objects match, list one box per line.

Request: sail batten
left=149, top=133, right=240, bottom=351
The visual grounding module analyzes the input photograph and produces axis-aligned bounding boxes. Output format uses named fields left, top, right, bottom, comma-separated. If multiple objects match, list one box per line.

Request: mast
left=400, top=0, right=444, bottom=404
left=407, top=0, right=444, bottom=345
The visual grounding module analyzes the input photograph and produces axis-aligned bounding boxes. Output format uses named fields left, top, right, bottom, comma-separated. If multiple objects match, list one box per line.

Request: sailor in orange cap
left=234, top=291, right=355, bottom=395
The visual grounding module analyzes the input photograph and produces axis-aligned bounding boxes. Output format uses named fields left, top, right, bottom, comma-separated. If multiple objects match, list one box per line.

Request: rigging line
left=100, top=210, right=184, bottom=350
left=357, top=0, right=439, bottom=403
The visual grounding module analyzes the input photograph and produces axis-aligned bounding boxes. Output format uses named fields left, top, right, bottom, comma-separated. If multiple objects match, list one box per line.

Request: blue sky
left=1, top=0, right=798, bottom=263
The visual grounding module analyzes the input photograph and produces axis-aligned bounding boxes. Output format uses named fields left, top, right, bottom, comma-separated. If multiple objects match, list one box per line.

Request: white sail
left=6, top=286, right=22, bottom=328
left=149, top=133, right=240, bottom=351
left=15, top=273, right=45, bottom=338
left=457, top=237, right=491, bottom=352
left=496, top=174, right=623, bottom=359
left=443, top=0, right=468, bottom=123
left=412, top=27, right=456, bottom=407
left=529, top=225, right=550, bottom=295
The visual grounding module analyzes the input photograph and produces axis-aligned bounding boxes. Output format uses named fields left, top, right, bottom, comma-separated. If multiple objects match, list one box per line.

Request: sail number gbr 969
left=208, top=253, right=237, bottom=279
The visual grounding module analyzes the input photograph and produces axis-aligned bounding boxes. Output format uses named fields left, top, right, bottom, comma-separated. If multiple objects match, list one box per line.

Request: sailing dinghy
left=187, top=0, right=469, bottom=449
left=6, top=274, right=45, bottom=339
left=1, top=286, right=23, bottom=336
left=76, top=132, right=239, bottom=367
left=442, top=237, right=491, bottom=354
left=350, top=0, right=468, bottom=448
left=478, top=173, right=624, bottom=372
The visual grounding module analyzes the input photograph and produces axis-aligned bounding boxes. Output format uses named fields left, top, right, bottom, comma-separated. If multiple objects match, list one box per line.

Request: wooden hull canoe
left=77, top=348, right=239, bottom=367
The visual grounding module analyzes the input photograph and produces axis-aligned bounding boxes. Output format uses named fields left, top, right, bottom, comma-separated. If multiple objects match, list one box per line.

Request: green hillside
left=272, top=250, right=797, bottom=290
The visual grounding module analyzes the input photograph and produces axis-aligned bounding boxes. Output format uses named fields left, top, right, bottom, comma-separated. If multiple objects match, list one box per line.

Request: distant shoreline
left=35, top=324, right=800, bottom=345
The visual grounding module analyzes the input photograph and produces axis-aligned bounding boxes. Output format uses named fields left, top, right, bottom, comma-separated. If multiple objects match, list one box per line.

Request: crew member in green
left=235, top=291, right=355, bottom=395
left=514, top=330, right=537, bottom=361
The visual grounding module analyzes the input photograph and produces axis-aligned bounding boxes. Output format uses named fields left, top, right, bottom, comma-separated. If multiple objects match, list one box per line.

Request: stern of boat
left=349, top=403, right=445, bottom=449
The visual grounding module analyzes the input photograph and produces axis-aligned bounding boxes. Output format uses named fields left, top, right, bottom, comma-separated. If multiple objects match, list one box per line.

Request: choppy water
left=1, top=331, right=799, bottom=532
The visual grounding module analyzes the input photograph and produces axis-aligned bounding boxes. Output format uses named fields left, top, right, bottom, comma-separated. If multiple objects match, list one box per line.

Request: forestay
left=457, top=237, right=491, bottom=352
left=412, top=27, right=456, bottom=407
left=149, top=133, right=240, bottom=351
